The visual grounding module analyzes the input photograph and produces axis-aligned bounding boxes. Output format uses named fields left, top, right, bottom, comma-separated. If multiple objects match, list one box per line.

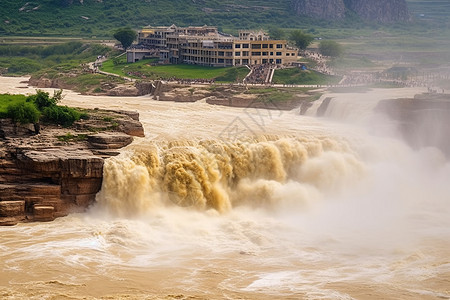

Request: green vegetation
left=318, top=40, right=343, bottom=57
left=6, top=101, right=41, bottom=124
left=113, top=27, right=137, bottom=50
left=0, top=0, right=446, bottom=38
left=0, top=94, right=27, bottom=118
left=103, top=116, right=114, bottom=122
left=289, top=30, right=314, bottom=50
left=0, top=90, right=87, bottom=126
left=29, top=90, right=62, bottom=110
left=57, top=133, right=88, bottom=142
left=245, top=86, right=322, bottom=103
left=272, top=68, right=341, bottom=85
left=0, top=0, right=351, bottom=37
left=268, top=27, right=285, bottom=40
left=0, top=1, right=448, bottom=92
left=0, top=94, right=41, bottom=124
left=0, top=42, right=117, bottom=76
left=214, top=68, right=249, bottom=83
left=42, top=105, right=83, bottom=127
left=101, top=58, right=249, bottom=82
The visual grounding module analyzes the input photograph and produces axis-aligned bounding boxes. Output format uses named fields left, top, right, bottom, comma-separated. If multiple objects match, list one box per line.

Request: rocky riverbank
left=28, top=75, right=321, bottom=110
left=0, top=109, right=144, bottom=225
left=375, top=93, right=450, bottom=157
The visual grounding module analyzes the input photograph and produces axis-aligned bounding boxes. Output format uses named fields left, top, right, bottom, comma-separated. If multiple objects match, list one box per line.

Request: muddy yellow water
left=1, top=78, right=449, bottom=299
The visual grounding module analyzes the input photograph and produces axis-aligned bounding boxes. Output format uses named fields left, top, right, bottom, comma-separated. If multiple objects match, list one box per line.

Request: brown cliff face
left=291, top=0, right=410, bottom=23
left=344, top=0, right=410, bottom=23
left=291, top=0, right=346, bottom=20
left=0, top=109, right=144, bottom=225
left=0, top=147, right=104, bottom=225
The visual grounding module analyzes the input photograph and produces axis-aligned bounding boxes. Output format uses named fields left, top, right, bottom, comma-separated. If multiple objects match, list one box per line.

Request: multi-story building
left=127, top=25, right=298, bottom=67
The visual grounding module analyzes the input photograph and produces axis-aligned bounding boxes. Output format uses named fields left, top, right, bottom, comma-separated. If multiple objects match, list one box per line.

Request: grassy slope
left=272, top=68, right=341, bottom=85
left=101, top=57, right=249, bottom=82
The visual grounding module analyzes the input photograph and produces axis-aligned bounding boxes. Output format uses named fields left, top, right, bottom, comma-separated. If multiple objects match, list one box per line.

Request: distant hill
left=0, top=0, right=445, bottom=37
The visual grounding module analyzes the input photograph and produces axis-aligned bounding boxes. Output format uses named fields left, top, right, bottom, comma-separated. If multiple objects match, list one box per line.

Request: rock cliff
left=344, top=0, right=410, bottom=23
left=375, top=93, right=450, bottom=157
left=0, top=109, right=144, bottom=225
left=291, top=0, right=346, bottom=20
left=291, top=0, right=410, bottom=23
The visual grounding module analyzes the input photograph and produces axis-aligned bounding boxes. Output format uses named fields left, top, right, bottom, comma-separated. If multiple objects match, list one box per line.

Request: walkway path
left=89, top=53, right=135, bottom=82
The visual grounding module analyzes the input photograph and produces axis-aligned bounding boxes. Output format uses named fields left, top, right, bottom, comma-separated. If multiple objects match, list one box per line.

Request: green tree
left=6, top=101, right=40, bottom=124
left=113, top=27, right=137, bottom=50
left=289, top=30, right=314, bottom=50
left=319, top=40, right=343, bottom=57
left=268, top=26, right=285, bottom=40
left=27, top=89, right=63, bottom=110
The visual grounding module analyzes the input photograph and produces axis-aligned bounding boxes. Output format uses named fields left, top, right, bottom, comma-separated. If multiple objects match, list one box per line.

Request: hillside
left=0, top=0, right=446, bottom=37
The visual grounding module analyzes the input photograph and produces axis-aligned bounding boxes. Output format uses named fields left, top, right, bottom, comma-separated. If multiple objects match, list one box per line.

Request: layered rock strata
left=0, top=109, right=144, bottom=225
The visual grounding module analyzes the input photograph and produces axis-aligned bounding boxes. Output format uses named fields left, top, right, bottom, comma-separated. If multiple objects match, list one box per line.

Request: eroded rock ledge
left=0, top=109, right=144, bottom=225
left=375, top=93, right=450, bottom=157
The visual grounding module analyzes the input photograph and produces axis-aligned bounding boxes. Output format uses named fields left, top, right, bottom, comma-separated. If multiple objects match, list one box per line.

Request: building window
left=262, top=59, right=268, bottom=64
left=269, top=44, right=273, bottom=48
left=262, top=52, right=268, bottom=56
left=276, top=52, right=282, bottom=56
left=243, top=51, right=249, bottom=56
left=242, top=59, right=249, bottom=64
left=276, top=44, right=283, bottom=49
left=286, top=53, right=290, bottom=56
left=251, top=44, right=261, bottom=49
left=218, top=51, right=224, bottom=56
left=235, top=44, right=241, bottom=49
left=252, top=52, right=261, bottom=56
left=235, top=59, right=241, bottom=64
left=218, top=58, right=224, bottom=63
left=243, top=44, right=249, bottom=48
left=235, top=52, right=241, bottom=56
left=262, top=44, right=268, bottom=48
left=270, top=52, right=273, bottom=56
left=276, top=59, right=282, bottom=64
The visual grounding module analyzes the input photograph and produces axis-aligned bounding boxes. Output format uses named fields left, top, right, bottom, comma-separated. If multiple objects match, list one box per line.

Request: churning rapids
left=1, top=77, right=449, bottom=299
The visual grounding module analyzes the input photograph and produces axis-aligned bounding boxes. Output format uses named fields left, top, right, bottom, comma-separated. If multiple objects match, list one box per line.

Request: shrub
left=42, top=105, right=81, bottom=127
left=28, top=89, right=63, bottom=110
left=6, top=101, right=41, bottom=124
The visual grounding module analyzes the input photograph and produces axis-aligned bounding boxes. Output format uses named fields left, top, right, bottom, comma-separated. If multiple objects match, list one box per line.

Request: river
left=0, top=77, right=449, bottom=299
